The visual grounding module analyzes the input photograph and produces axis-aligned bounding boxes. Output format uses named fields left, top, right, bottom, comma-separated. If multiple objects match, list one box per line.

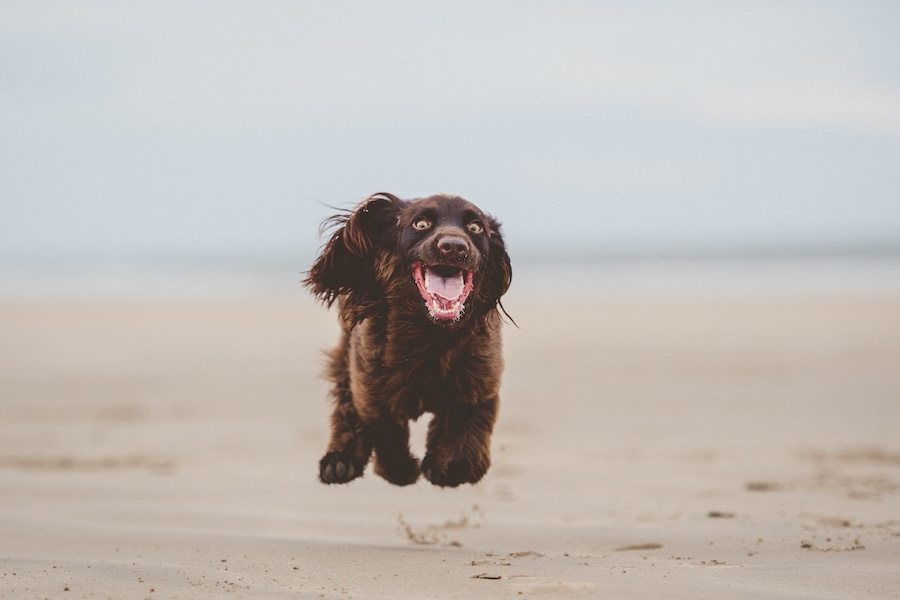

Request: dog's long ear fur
left=477, top=216, right=513, bottom=323
left=305, top=193, right=406, bottom=311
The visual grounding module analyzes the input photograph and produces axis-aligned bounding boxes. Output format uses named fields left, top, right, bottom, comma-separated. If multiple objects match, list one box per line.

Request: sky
left=2, top=1, right=900, bottom=262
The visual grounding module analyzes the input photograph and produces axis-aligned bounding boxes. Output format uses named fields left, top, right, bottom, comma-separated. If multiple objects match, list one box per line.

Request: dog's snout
left=437, top=235, right=469, bottom=259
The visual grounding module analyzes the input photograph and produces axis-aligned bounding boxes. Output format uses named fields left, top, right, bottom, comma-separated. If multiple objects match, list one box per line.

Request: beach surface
left=2, top=295, right=899, bottom=599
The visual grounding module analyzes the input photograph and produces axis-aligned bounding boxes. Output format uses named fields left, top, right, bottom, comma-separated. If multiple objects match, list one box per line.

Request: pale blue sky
left=3, top=1, right=899, bottom=260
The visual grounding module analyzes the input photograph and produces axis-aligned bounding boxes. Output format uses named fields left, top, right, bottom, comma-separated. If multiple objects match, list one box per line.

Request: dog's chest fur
left=347, top=313, right=503, bottom=420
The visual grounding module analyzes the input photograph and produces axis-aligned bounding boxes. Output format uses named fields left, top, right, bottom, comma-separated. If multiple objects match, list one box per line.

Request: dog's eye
left=413, top=218, right=431, bottom=231
left=467, top=221, right=484, bottom=234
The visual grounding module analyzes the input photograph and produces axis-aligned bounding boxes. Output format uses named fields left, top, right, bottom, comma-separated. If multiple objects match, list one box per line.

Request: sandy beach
left=2, top=294, right=899, bottom=599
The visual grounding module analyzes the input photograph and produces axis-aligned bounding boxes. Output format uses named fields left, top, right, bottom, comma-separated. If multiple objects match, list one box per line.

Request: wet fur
left=305, top=193, right=512, bottom=486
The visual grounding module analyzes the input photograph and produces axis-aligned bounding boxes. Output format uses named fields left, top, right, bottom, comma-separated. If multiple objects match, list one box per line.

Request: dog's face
left=398, top=195, right=493, bottom=321
left=307, top=192, right=511, bottom=326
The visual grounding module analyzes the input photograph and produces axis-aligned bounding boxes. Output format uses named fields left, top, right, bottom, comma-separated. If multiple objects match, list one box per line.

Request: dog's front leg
left=367, top=416, right=420, bottom=486
left=319, top=332, right=372, bottom=484
left=422, top=396, right=498, bottom=487
left=319, top=391, right=373, bottom=484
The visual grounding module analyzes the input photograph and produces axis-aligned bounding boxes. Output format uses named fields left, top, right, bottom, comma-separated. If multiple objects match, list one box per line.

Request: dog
left=305, top=192, right=512, bottom=487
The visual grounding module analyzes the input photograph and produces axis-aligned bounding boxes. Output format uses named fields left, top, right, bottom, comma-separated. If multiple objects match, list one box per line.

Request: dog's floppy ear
left=478, top=216, right=513, bottom=320
left=305, top=193, right=405, bottom=309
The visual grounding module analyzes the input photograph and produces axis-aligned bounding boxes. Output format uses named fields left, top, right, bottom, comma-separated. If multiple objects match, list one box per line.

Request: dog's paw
left=421, top=454, right=488, bottom=488
left=319, top=451, right=365, bottom=484
left=374, top=452, right=420, bottom=486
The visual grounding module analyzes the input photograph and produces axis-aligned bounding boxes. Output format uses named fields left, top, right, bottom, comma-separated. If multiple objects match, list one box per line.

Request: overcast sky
left=2, top=1, right=899, bottom=260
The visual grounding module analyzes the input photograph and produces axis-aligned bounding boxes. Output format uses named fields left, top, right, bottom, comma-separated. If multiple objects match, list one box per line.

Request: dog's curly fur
left=305, top=192, right=512, bottom=487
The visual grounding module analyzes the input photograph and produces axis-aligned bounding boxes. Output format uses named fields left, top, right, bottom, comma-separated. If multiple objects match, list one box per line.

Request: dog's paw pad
left=319, top=452, right=361, bottom=484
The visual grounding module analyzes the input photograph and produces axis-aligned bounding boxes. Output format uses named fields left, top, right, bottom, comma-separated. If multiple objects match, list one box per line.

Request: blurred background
left=2, top=1, right=899, bottom=299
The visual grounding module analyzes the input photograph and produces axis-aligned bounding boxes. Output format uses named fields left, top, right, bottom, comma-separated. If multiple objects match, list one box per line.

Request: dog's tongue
left=424, top=268, right=464, bottom=300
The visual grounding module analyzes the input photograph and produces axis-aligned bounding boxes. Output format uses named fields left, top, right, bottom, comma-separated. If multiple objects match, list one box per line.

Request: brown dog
left=305, top=193, right=512, bottom=486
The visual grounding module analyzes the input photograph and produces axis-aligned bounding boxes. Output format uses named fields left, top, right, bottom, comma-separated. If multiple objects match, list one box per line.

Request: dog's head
left=306, top=193, right=511, bottom=326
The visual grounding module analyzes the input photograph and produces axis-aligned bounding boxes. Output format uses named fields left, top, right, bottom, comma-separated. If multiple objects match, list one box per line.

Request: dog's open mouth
left=412, top=263, right=475, bottom=321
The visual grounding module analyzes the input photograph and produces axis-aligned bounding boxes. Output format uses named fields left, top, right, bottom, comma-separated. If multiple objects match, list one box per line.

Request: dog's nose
left=437, top=236, right=468, bottom=259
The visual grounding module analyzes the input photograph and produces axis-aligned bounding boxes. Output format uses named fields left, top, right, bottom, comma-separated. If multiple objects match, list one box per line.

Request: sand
left=1, top=295, right=899, bottom=599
